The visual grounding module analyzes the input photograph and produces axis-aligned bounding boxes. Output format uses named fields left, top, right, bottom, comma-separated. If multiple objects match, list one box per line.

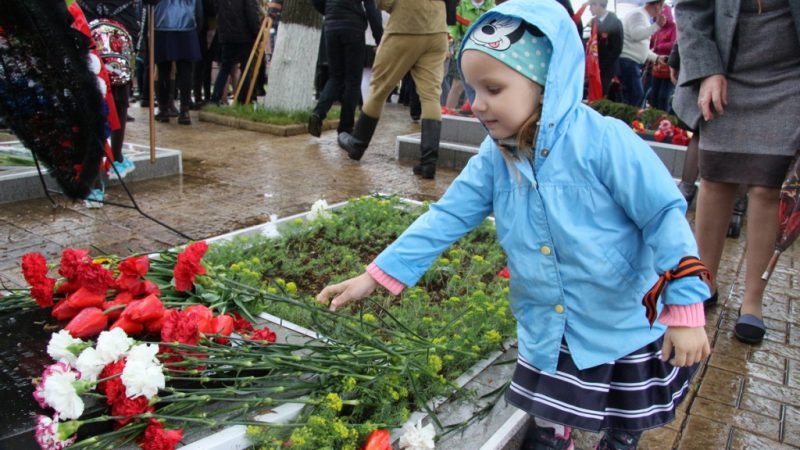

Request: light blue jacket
left=373, top=0, right=710, bottom=374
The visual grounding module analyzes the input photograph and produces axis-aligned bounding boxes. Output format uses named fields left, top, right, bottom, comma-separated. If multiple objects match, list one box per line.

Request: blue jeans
left=617, top=57, right=644, bottom=108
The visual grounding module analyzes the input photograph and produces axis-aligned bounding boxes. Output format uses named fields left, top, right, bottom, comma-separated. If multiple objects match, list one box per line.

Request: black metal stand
left=31, top=154, right=195, bottom=241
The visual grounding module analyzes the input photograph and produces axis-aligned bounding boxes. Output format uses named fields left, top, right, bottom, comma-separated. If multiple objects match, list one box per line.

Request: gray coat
left=672, top=0, right=800, bottom=129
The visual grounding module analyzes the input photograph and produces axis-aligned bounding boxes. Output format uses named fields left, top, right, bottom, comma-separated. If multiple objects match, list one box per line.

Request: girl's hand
left=661, top=326, right=711, bottom=367
left=316, top=272, right=379, bottom=311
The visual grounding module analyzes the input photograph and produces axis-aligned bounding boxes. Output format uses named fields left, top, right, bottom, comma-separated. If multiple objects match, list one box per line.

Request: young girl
left=317, top=1, right=711, bottom=448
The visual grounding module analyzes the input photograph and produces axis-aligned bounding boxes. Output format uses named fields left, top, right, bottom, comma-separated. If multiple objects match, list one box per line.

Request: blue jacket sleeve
left=374, top=142, right=496, bottom=286
left=597, top=120, right=710, bottom=306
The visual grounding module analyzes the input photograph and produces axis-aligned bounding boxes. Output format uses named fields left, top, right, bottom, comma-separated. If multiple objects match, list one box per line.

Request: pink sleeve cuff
left=367, top=262, right=405, bottom=296
left=658, top=302, right=706, bottom=327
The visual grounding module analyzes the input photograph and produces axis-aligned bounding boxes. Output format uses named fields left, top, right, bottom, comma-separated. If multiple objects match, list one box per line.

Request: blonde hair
left=496, top=104, right=543, bottom=163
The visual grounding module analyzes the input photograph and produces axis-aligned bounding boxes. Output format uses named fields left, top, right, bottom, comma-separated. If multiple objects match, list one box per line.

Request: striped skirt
left=506, top=336, right=697, bottom=432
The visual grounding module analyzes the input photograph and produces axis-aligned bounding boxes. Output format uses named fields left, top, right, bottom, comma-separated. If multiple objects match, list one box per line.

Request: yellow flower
left=444, top=354, right=454, bottom=362
left=428, top=354, right=443, bottom=373
left=432, top=337, right=446, bottom=345
left=438, top=258, right=450, bottom=266
left=362, top=313, right=377, bottom=323
left=325, top=393, right=343, bottom=412
left=502, top=287, right=509, bottom=294
left=471, top=255, right=484, bottom=262
left=390, top=388, right=400, bottom=401
left=267, top=287, right=278, bottom=294
left=286, top=282, right=297, bottom=294
left=275, top=278, right=285, bottom=286
left=422, top=317, right=433, bottom=324
left=342, top=376, right=357, bottom=392
left=293, top=218, right=304, bottom=225
left=333, top=420, right=349, bottom=438
left=485, top=329, right=503, bottom=344
left=471, top=345, right=482, bottom=353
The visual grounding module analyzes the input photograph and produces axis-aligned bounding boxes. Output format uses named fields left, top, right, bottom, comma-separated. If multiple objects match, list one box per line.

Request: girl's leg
left=694, top=178, right=739, bottom=291
left=741, top=185, right=781, bottom=318
left=521, top=417, right=573, bottom=450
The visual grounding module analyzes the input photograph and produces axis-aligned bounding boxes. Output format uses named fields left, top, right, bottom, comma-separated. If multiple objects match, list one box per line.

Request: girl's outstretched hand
left=316, top=272, right=379, bottom=311
left=661, top=326, right=711, bottom=367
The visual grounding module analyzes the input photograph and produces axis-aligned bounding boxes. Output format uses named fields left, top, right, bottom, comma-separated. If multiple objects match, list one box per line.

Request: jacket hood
left=458, top=0, right=585, bottom=161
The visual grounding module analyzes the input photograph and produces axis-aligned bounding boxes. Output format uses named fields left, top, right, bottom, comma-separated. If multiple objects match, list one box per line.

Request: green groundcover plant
left=203, top=104, right=340, bottom=125
left=202, top=196, right=516, bottom=448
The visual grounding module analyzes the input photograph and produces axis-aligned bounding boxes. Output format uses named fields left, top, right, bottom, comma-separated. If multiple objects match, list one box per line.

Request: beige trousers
left=362, top=33, right=448, bottom=121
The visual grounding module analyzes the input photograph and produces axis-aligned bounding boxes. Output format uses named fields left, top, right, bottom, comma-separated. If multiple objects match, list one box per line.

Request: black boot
left=337, top=113, right=379, bottom=161
left=178, top=107, right=191, bottom=125
left=413, top=119, right=441, bottom=179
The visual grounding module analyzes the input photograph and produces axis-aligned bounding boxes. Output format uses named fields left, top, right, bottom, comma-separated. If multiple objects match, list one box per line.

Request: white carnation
left=75, top=347, right=105, bottom=383
left=126, top=343, right=160, bottom=366
left=47, top=330, right=84, bottom=365
left=121, top=359, right=165, bottom=399
left=95, top=328, right=133, bottom=364
left=399, top=421, right=436, bottom=450
left=42, top=368, right=84, bottom=420
left=96, top=76, right=107, bottom=94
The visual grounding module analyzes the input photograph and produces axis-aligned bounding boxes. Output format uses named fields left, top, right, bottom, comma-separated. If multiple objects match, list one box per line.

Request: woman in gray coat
left=673, top=0, right=800, bottom=344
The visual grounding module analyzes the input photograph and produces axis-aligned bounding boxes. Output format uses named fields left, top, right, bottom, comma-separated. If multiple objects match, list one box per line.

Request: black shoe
left=308, top=113, right=323, bottom=137
left=177, top=110, right=191, bottom=125
left=337, top=113, right=379, bottom=161
left=155, top=112, right=170, bottom=123
left=596, top=430, right=641, bottom=450
left=734, top=308, right=766, bottom=344
left=126, top=114, right=135, bottom=123
left=521, top=424, right=573, bottom=450
left=167, top=104, right=179, bottom=117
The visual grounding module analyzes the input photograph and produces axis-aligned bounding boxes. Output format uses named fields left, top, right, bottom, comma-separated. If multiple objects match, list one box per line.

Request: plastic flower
left=138, top=418, right=183, bottom=450
left=75, top=347, right=106, bottom=382
left=122, top=354, right=166, bottom=400
left=398, top=421, right=436, bottom=450
left=41, top=362, right=87, bottom=419
left=47, top=330, right=85, bottom=366
left=95, top=328, right=134, bottom=364
left=306, top=199, right=332, bottom=221
left=34, top=414, right=78, bottom=450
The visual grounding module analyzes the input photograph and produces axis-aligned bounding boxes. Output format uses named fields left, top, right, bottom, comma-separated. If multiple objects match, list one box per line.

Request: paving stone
left=708, top=353, right=786, bottom=386
left=697, top=366, right=743, bottom=406
left=691, top=397, right=781, bottom=441
left=729, top=428, right=797, bottom=450
left=678, top=415, right=731, bottom=450
left=784, top=405, right=800, bottom=447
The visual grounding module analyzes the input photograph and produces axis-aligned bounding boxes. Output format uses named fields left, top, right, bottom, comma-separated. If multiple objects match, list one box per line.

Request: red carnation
left=497, top=266, right=510, bottom=279
left=97, top=359, right=126, bottom=399
left=119, top=256, right=149, bottom=277
left=249, top=326, right=276, bottom=343
left=139, top=419, right=183, bottom=450
left=22, top=253, right=49, bottom=284
left=58, top=248, right=91, bottom=279
left=111, top=394, right=153, bottom=426
left=173, top=242, right=208, bottom=292
left=231, top=312, right=254, bottom=333
left=30, top=278, right=57, bottom=307
left=161, top=309, right=200, bottom=345
left=75, top=262, right=115, bottom=295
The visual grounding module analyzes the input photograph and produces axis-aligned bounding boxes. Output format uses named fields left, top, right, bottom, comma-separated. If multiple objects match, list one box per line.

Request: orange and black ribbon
left=642, top=256, right=711, bottom=327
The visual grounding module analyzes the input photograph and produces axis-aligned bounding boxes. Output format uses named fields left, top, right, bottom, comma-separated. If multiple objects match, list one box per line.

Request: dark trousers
left=193, top=28, right=212, bottom=102
left=617, top=57, right=644, bottom=107
left=211, top=42, right=256, bottom=104
left=313, top=28, right=365, bottom=134
left=649, top=76, right=674, bottom=113
left=157, top=60, right=192, bottom=112
left=599, top=60, right=617, bottom=98
left=110, top=83, right=130, bottom=162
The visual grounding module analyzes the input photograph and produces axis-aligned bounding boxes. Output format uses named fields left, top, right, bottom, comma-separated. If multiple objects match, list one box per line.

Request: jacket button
left=540, top=245, right=551, bottom=256
left=541, top=148, right=550, bottom=157
left=554, top=304, right=564, bottom=314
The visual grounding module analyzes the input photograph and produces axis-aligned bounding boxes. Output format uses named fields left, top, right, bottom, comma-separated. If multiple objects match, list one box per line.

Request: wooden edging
left=198, top=111, right=338, bottom=137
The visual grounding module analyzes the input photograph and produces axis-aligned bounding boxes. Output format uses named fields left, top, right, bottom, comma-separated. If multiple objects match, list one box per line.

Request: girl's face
left=461, top=50, right=543, bottom=140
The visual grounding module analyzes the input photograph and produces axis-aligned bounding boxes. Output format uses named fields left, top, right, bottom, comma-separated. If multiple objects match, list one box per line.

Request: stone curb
left=198, top=111, right=339, bottom=137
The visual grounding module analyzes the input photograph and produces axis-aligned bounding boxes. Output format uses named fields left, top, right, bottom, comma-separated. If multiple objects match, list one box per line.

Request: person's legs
left=110, top=84, right=129, bottom=162
left=741, top=185, right=781, bottom=318
left=235, top=41, right=258, bottom=104
left=678, top=133, right=700, bottom=204
left=176, top=60, right=193, bottom=124
left=211, top=43, right=238, bottom=104
left=694, top=178, right=739, bottom=291
left=445, top=79, right=464, bottom=110
left=617, top=58, right=644, bottom=107
left=362, top=34, right=423, bottom=119
left=312, top=30, right=347, bottom=132
left=156, top=61, right=172, bottom=121
left=338, top=30, right=366, bottom=134
left=409, top=33, right=447, bottom=178
left=521, top=417, right=573, bottom=450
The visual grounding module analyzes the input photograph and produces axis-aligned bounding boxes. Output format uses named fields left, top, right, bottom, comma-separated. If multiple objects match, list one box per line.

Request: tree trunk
left=263, top=0, right=322, bottom=111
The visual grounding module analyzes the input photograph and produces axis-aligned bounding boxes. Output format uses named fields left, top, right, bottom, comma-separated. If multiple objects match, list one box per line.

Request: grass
left=203, top=104, right=341, bottom=125
left=0, top=153, right=35, bottom=167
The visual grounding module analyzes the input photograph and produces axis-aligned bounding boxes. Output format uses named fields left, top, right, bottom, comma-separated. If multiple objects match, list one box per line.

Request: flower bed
left=5, top=195, right=515, bottom=450
left=589, top=99, right=691, bottom=146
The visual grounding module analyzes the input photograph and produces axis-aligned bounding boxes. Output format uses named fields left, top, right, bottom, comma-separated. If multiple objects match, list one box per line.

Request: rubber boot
left=337, top=113, right=379, bottom=161
left=413, top=119, right=441, bottom=179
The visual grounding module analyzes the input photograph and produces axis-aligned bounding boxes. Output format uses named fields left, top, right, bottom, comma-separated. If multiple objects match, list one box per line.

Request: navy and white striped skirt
left=506, top=336, right=697, bottom=432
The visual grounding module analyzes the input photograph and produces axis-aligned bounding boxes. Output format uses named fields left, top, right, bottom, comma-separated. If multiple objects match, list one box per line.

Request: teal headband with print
left=462, top=16, right=552, bottom=86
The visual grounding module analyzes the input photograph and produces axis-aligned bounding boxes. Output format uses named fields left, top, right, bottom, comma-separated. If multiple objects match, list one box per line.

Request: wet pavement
left=0, top=103, right=798, bottom=449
